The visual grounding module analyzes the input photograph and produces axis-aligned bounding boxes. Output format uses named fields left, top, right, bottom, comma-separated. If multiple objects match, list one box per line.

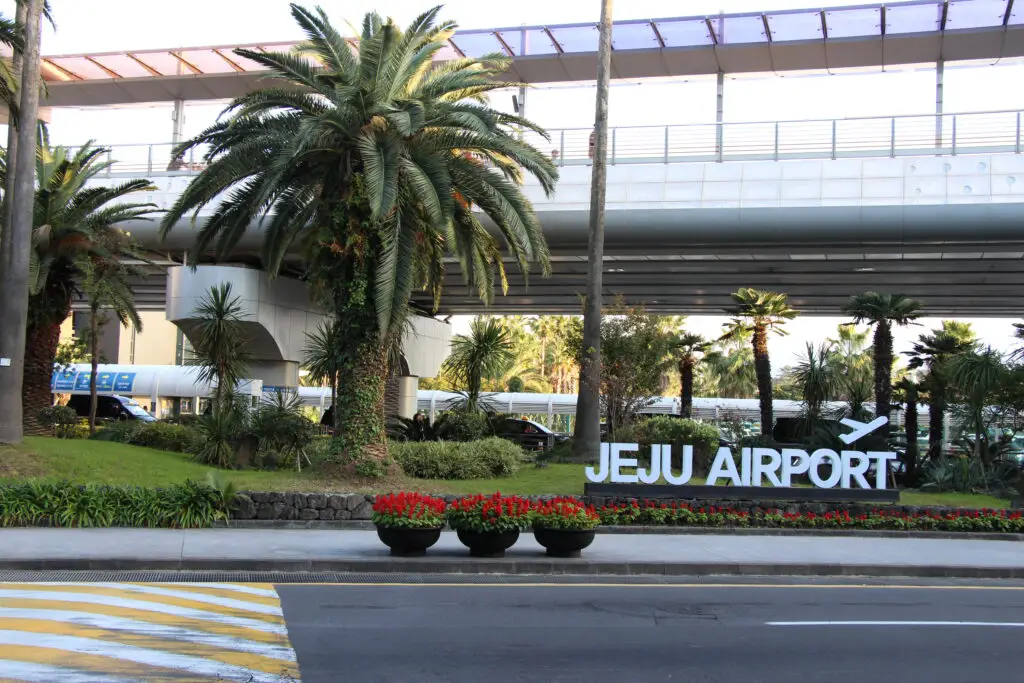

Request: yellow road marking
left=0, top=584, right=283, bottom=624
left=0, top=618, right=298, bottom=677
left=0, top=644, right=218, bottom=682
left=140, top=583, right=283, bottom=606
left=0, top=598, right=286, bottom=644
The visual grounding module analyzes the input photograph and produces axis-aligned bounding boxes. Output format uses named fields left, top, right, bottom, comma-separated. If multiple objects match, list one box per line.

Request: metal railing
left=83, top=109, right=1024, bottom=176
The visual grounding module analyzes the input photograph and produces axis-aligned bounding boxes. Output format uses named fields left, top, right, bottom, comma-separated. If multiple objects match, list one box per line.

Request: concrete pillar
left=397, top=376, right=418, bottom=419
left=247, top=360, right=300, bottom=391
left=715, top=71, right=725, bottom=161
left=171, top=99, right=186, bottom=144
left=935, top=60, right=944, bottom=147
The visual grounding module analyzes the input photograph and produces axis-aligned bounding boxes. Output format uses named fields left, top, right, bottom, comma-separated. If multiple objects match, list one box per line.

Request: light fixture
left=854, top=267, right=875, bottom=272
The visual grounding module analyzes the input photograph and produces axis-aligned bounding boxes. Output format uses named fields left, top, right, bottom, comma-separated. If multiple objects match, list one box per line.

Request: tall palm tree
left=906, top=321, right=977, bottom=460
left=80, top=255, right=143, bottom=434
left=668, top=331, right=710, bottom=418
left=792, top=342, right=839, bottom=429
left=12, top=137, right=157, bottom=433
left=442, top=317, right=515, bottom=412
left=722, top=288, right=797, bottom=435
left=949, top=346, right=1007, bottom=462
left=188, top=283, right=250, bottom=410
left=841, top=292, right=923, bottom=437
left=705, top=335, right=758, bottom=399
left=895, top=377, right=921, bottom=484
left=302, top=317, right=343, bottom=428
left=160, top=5, right=556, bottom=463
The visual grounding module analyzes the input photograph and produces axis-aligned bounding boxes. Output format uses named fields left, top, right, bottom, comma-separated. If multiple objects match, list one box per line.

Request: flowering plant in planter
left=372, top=492, right=447, bottom=529
left=446, top=493, right=532, bottom=533
left=531, top=497, right=601, bottom=531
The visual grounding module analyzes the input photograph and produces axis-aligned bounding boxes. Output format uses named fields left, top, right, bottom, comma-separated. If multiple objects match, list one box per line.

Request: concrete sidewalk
left=3, top=528, right=1024, bottom=578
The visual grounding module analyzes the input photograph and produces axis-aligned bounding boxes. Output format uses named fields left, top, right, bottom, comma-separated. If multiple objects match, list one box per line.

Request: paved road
left=278, top=579, right=1024, bottom=683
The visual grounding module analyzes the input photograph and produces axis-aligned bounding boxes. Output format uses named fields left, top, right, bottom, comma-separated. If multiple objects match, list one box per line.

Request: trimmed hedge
left=93, top=422, right=204, bottom=455
left=615, top=416, right=721, bottom=473
left=392, top=438, right=522, bottom=480
left=0, top=481, right=230, bottom=528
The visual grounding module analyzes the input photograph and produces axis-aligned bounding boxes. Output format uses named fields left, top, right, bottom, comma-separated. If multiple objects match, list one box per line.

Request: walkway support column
left=397, top=376, right=419, bottom=419
left=715, top=71, right=725, bottom=161
left=935, top=60, right=944, bottom=147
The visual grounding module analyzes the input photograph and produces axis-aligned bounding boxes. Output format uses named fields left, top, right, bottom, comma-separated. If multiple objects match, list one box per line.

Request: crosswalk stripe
left=0, top=659, right=141, bottom=683
left=0, top=619, right=297, bottom=676
left=0, top=590, right=287, bottom=635
left=0, top=598, right=286, bottom=644
left=0, top=585, right=284, bottom=623
left=133, top=582, right=283, bottom=603
left=151, top=582, right=281, bottom=598
left=0, top=644, right=217, bottom=682
left=69, top=584, right=284, bottom=615
left=0, top=611, right=296, bottom=661
left=0, top=631, right=293, bottom=683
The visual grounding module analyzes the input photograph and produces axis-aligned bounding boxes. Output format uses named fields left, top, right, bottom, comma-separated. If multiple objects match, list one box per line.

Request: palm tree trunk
left=22, top=319, right=61, bottom=436
left=539, top=337, right=546, bottom=378
left=753, top=325, right=773, bottom=436
left=873, top=321, right=894, bottom=437
left=88, top=304, right=100, bottom=435
left=0, top=0, right=42, bottom=444
left=334, top=336, right=388, bottom=461
left=928, top=388, right=945, bottom=460
left=572, top=0, right=613, bottom=460
left=904, top=386, right=919, bottom=484
left=680, top=359, right=694, bottom=419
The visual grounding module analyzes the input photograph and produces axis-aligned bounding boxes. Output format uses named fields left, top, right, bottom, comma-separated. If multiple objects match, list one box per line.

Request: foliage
left=792, top=342, right=839, bottom=426
left=949, top=347, right=1008, bottom=459
left=250, top=392, right=318, bottom=467
left=446, top=492, right=533, bottom=533
left=186, top=282, right=250, bottom=408
left=0, top=480, right=229, bottom=528
left=95, top=421, right=203, bottom=455
left=531, top=497, right=601, bottom=531
left=161, top=5, right=557, bottom=459
left=594, top=499, right=1024, bottom=533
left=36, top=405, right=78, bottom=439
left=372, top=492, right=447, bottom=529
left=443, top=317, right=516, bottom=412
left=722, top=288, right=797, bottom=435
left=54, top=336, right=89, bottom=372
left=442, top=410, right=494, bottom=442
left=920, top=454, right=1021, bottom=495
left=391, top=438, right=521, bottom=480
left=302, top=317, right=343, bottom=428
left=615, top=416, right=720, bottom=475
left=667, top=330, right=710, bottom=418
left=703, top=335, right=757, bottom=399
left=193, top=397, right=250, bottom=469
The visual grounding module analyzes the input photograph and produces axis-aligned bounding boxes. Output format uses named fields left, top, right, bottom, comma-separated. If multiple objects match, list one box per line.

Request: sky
left=8, top=0, right=1024, bottom=366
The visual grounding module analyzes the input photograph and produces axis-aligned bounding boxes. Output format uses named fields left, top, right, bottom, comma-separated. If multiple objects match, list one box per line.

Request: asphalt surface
left=277, top=579, right=1024, bottom=683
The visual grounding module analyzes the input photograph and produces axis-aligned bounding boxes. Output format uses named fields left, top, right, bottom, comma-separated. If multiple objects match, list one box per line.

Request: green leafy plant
left=250, top=392, right=318, bottom=468
left=446, top=493, right=532, bottom=533
left=616, top=416, right=720, bottom=475
left=36, top=405, right=81, bottom=439
left=372, top=492, right=447, bottom=529
left=391, top=438, right=521, bottom=480
left=193, top=397, right=249, bottom=468
left=531, top=497, right=601, bottom=531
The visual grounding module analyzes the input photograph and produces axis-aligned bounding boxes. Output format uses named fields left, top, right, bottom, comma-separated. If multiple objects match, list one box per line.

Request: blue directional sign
left=52, top=369, right=77, bottom=391
left=73, top=372, right=92, bottom=391
left=113, top=372, right=136, bottom=393
left=95, top=372, right=115, bottom=392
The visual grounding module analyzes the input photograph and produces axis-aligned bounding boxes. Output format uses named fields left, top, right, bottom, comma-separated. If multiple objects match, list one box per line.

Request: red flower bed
left=446, top=493, right=533, bottom=533
left=532, top=497, right=601, bottom=531
left=372, top=492, right=447, bottom=529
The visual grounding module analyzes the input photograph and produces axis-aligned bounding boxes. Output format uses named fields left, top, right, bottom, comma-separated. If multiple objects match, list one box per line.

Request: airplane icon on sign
left=838, top=416, right=889, bottom=445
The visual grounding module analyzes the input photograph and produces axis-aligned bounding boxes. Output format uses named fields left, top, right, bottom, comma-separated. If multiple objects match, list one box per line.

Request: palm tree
left=722, top=288, right=797, bottom=435
left=160, top=5, right=556, bottom=464
left=895, top=377, right=921, bottom=484
left=302, top=317, right=343, bottom=428
left=792, top=342, right=839, bottom=429
left=949, top=346, right=1007, bottom=463
left=80, top=255, right=143, bottom=434
left=668, top=331, right=710, bottom=418
left=841, top=292, right=923, bottom=437
left=14, top=137, right=157, bottom=433
left=705, top=336, right=758, bottom=399
left=188, top=283, right=250, bottom=410
left=442, top=317, right=515, bottom=412
left=906, top=321, right=977, bottom=460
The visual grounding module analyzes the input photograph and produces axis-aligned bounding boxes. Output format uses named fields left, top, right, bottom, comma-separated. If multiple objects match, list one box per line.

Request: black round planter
left=532, top=527, right=596, bottom=558
left=375, top=525, right=443, bottom=557
left=455, top=528, right=521, bottom=558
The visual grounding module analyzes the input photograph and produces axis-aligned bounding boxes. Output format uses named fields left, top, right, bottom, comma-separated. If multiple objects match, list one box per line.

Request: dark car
left=65, top=394, right=156, bottom=422
left=494, top=418, right=564, bottom=452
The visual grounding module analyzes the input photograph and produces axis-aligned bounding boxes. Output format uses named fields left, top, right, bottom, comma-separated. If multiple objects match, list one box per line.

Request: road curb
left=1, top=557, right=1021, bottom=579
left=220, top=520, right=1024, bottom=542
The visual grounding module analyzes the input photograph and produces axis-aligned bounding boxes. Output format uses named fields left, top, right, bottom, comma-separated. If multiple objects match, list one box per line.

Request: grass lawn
left=0, top=437, right=1014, bottom=509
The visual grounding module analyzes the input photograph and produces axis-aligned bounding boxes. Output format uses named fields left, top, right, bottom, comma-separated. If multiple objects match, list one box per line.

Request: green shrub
left=441, top=410, right=492, bottom=442
left=92, top=421, right=203, bottom=455
left=36, top=406, right=81, bottom=439
left=0, top=480, right=230, bottom=528
left=392, top=438, right=522, bottom=480
left=616, top=416, right=720, bottom=474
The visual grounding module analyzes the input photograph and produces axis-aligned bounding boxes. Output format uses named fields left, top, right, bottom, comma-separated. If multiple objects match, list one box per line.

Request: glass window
left=502, top=420, right=527, bottom=435
left=450, top=32, right=508, bottom=58
left=653, top=19, right=713, bottom=47
left=717, top=15, right=769, bottom=44
left=522, top=29, right=560, bottom=55
left=766, top=11, right=823, bottom=42
left=612, top=22, right=660, bottom=50
left=824, top=7, right=882, bottom=39
left=944, top=0, right=1008, bottom=30
left=180, top=398, right=193, bottom=413
left=1010, top=3, right=1024, bottom=23
left=885, top=2, right=943, bottom=35
left=494, top=30, right=526, bottom=55
left=548, top=25, right=599, bottom=53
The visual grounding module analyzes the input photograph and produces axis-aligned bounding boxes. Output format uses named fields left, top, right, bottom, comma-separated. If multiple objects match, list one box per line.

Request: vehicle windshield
left=123, top=404, right=151, bottom=418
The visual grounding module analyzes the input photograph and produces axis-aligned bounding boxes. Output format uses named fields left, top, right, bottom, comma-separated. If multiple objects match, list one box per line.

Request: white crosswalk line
left=77, top=583, right=284, bottom=616
left=0, top=659, right=142, bottom=683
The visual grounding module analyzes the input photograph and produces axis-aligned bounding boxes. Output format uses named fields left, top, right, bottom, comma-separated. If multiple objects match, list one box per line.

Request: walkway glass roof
left=36, top=0, right=1024, bottom=106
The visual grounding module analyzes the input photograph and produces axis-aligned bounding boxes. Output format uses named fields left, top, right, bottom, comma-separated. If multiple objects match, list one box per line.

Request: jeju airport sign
left=586, top=417, right=898, bottom=490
